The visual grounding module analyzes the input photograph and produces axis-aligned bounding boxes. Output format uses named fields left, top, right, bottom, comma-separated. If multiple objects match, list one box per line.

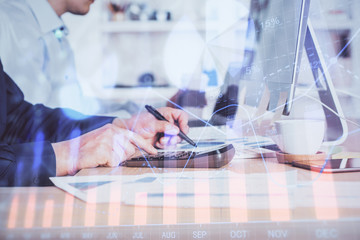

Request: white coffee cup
left=274, top=119, right=325, bottom=155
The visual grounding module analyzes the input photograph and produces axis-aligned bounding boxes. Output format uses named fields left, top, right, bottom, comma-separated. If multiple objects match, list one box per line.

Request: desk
left=1, top=154, right=360, bottom=239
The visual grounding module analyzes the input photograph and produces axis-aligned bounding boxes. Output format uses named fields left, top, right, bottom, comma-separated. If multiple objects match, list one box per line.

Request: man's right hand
left=52, top=123, right=158, bottom=176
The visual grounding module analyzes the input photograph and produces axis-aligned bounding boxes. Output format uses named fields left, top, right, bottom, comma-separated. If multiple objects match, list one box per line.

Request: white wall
left=63, top=0, right=251, bottom=96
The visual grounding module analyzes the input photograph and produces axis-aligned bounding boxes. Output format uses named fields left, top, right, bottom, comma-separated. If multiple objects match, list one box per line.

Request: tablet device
left=292, top=158, right=360, bottom=173
left=124, top=144, right=235, bottom=168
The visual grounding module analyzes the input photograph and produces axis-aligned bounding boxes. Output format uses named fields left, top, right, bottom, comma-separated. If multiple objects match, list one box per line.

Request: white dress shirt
left=0, top=0, right=88, bottom=111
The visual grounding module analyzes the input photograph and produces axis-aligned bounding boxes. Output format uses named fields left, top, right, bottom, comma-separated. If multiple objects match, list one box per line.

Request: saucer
left=276, top=151, right=327, bottom=164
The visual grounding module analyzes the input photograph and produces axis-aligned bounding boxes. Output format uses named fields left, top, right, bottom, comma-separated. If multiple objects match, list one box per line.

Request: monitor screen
left=248, top=0, right=309, bottom=113
left=211, top=0, right=347, bottom=144
left=211, top=0, right=309, bottom=125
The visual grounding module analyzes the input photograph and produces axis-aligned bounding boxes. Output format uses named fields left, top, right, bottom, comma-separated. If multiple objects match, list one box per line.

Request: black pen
left=145, top=105, right=197, bottom=147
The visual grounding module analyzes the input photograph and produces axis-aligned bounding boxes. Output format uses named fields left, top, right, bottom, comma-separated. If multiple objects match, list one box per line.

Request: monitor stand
left=304, top=21, right=348, bottom=145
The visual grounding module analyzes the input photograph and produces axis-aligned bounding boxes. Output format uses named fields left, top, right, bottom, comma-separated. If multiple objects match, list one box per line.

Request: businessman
left=0, top=60, right=189, bottom=187
left=0, top=0, right=99, bottom=111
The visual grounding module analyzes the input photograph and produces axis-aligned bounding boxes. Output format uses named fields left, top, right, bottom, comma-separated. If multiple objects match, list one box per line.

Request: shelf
left=94, top=86, right=179, bottom=102
left=101, top=21, right=247, bottom=33
left=102, top=21, right=176, bottom=33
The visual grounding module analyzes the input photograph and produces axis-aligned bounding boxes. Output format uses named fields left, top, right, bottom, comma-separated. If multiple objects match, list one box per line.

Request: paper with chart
left=51, top=170, right=303, bottom=209
left=51, top=169, right=360, bottom=209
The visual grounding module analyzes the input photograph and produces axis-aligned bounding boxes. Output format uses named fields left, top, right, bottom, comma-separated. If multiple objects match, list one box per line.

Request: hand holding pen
left=145, top=105, right=197, bottom=147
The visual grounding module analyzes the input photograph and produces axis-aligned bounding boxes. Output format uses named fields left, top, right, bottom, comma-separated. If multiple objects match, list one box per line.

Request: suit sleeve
left=0, top=142, right=56, bottom=186
left=0, top=70, right=115, bottom=186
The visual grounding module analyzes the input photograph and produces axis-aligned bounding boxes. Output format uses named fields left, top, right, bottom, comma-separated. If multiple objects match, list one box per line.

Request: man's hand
left=52, top=124, right=157, bottom=176
left=113, top=107, right=189, bottom=148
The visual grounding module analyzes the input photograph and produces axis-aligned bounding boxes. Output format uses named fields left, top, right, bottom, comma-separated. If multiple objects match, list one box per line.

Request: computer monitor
left=211, top=0, right=348, bottom=145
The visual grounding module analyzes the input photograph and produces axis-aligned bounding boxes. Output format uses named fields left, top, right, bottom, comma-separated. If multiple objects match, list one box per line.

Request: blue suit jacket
left=0, top=60, right=115, bottom=186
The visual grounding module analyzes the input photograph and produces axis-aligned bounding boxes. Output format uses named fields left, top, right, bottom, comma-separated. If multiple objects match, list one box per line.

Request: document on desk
left=50, top=170, right=305, bottom=209
left=184, top=126, right=277, bottom=158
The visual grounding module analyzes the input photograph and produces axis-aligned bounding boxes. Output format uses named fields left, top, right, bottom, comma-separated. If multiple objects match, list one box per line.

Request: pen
left=145, top=105, right=197, bottom=147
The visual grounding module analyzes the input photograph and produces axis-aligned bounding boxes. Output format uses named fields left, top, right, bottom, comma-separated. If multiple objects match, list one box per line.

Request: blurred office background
left=62, top=0, right=359, bottom=123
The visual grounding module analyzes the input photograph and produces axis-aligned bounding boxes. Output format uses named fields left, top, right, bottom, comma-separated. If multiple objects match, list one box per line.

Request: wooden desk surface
left=1, top=154, right=360, bottom=239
